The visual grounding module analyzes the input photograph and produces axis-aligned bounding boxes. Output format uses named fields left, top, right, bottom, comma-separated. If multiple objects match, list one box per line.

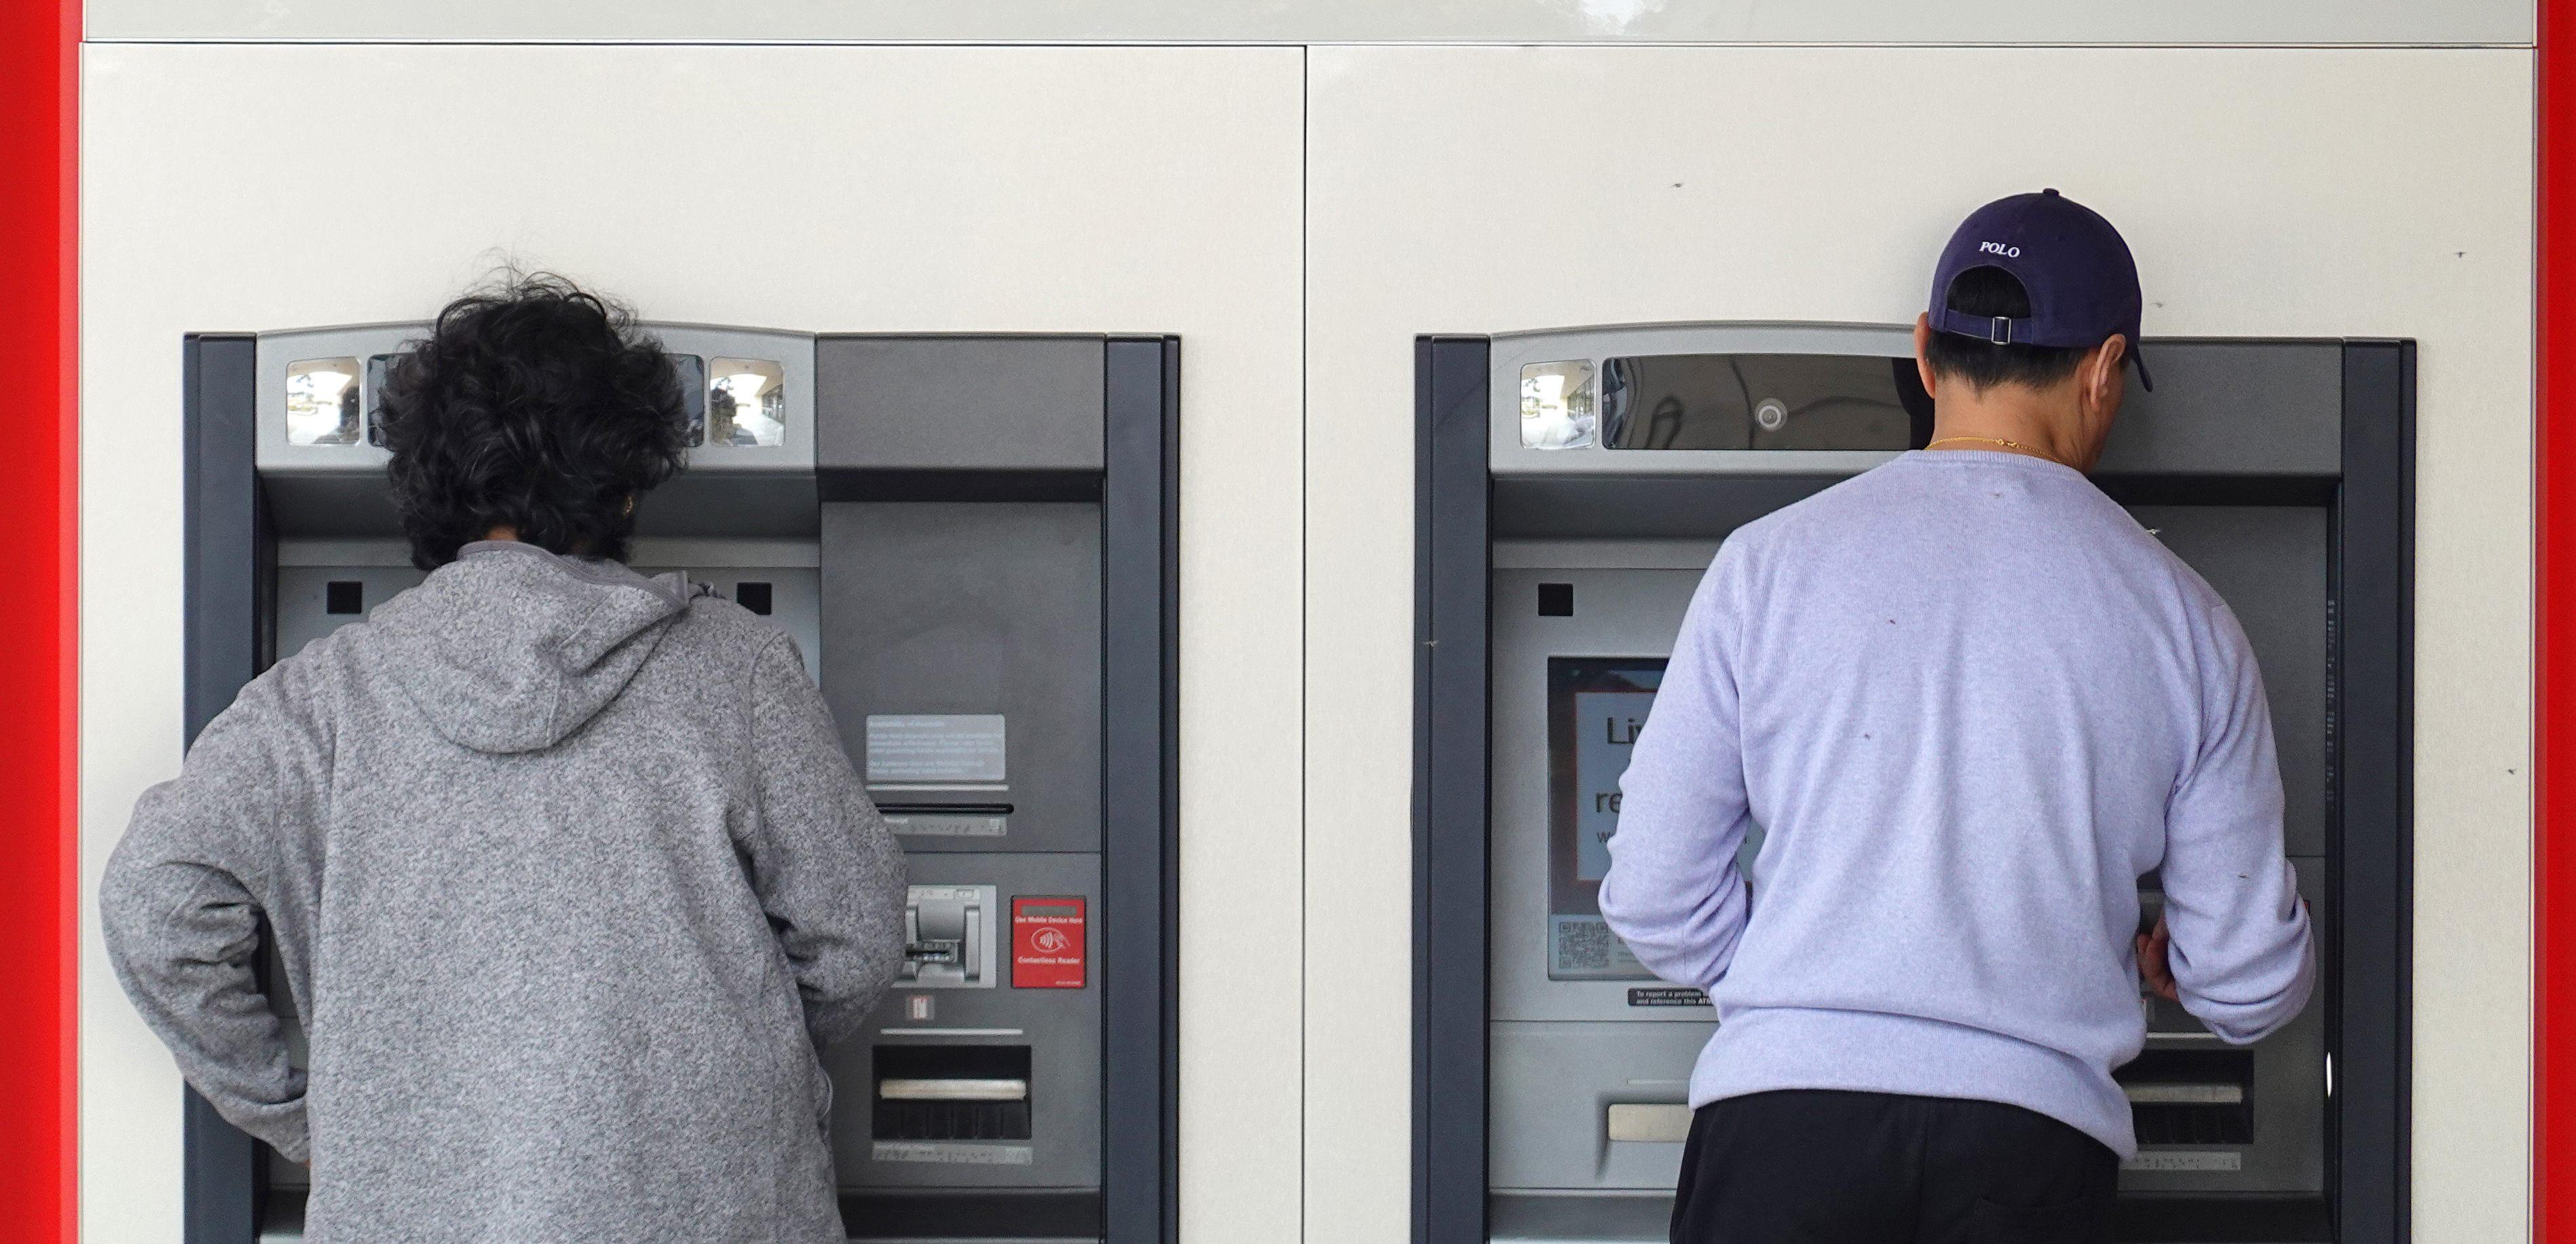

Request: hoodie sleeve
left=1598, top=548, right=1755, bottom=993
left=100, top=666, right=320, bottom=1163
left=2160, top=601, right=2317, bottom=1044
left=745, top=632, right=910, bottom=1052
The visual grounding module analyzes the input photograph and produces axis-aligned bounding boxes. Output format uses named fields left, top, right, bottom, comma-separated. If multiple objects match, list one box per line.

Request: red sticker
left=1011, top=896, right=1086, bottom=989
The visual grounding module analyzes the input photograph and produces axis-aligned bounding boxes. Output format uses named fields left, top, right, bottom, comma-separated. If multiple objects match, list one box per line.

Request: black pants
left=1671, top=1091, right=2118, bottom=1244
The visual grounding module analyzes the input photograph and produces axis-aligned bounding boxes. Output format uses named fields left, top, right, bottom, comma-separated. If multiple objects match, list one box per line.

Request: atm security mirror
left=1416, top=324, right=2411, bottom=1244
left=1597, top=353, right=1926, bottom=451
left=1519, top=360, right=1597, bottom=450
left=282, top=356, right=361, bottom=446
left=182, top=325, right=1179, bottom=1244
left=709, top=355, right=788, bottom=446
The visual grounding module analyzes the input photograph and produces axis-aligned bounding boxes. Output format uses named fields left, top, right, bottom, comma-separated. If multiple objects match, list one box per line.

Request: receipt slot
left=181, top=329, right=1179, bottom=1243
left=1413, top=326, right=2411, bottom=1244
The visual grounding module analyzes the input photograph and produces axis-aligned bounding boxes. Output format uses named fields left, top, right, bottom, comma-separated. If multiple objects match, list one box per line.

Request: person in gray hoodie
left=102, top=274, right=908, bottom=1241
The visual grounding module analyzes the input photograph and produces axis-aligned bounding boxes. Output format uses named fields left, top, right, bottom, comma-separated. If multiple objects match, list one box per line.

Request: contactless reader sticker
left=1011, top=897, right=1085, bottom=989
left=866, top=714, right=1007, bottom=784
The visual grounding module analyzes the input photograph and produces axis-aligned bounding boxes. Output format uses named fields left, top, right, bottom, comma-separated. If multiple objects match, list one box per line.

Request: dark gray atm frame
left=1412, top=333, right=2412, bottom=1244
left=179, top=331, right=1182, bottom=1243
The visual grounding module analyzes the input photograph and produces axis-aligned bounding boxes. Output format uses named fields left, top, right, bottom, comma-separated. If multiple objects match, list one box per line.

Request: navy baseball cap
left=1928, top=188, right=2152, bottom=390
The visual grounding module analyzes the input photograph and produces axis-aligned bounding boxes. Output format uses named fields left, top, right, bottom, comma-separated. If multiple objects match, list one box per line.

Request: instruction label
left=866, top=715, right=1007, bottom=784
left=1627, top=987, right=1711, bottom=1008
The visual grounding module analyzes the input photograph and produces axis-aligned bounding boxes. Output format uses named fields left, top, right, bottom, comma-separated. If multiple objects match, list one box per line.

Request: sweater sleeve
left=1598, top=549, right=1755, bottom=993
left=745, top=632, right=910, bottom=1052
left=2160, top=602, right=2317, bottom=1044
left=100, top=667, right=320, bottom=1163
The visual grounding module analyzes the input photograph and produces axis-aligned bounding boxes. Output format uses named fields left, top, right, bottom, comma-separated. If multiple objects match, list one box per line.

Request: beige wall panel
left=1305, top=45, right=2531, bottom=1243
left=83, top=0, right=2535, bottom=48
left=81, top=43, right=1305, bottom=1242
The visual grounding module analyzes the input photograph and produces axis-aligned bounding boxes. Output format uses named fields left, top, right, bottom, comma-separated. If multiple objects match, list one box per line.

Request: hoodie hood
left=370, top=541, right=692, bottom=754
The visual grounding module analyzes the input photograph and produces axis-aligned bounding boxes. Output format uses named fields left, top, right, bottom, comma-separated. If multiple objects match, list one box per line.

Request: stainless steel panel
left=1489, top=323, right=1911, bottom=480
left=255, top=324, right=820, bottom=540
left=834, top=852, right=1103, bottom=1192
left=816, top=336, right=1104, bottom=473
left=256, top=323, right=816, bottom=476
left=2121, top=858, right=2327, bottom=1195
left=819, top=503, right=1103, bottom=854
left=1488, top=1021, right=1713, bottom=1192
left=1490, top=562, right=1705, bottom=1025
left=1488, top=325, right=2340, bottom=482
left=2131, top=507, right=2331, bottom=858
left=1490, top=1192, right=1672, bottom=1244
left=2098, top=343, right=2341, bottom=477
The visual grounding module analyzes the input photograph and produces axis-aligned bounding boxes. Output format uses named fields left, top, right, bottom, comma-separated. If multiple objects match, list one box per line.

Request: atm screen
left=1599, top=353, right=1929, bottom=451
left=1546, top=657, right=1664, bottom=981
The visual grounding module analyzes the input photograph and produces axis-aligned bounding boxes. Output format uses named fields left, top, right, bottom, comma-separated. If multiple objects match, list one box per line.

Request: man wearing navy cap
left=1599, top=191, right=2315, bottom=1243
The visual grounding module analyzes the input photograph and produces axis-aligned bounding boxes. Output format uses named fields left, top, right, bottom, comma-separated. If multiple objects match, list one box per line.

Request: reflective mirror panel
left=709, top=357, right=787, bottom=447
left=364, top=354, right=403, bottom=447
left=284, top=356, right=362, bottom=447
left=1520, top=360, right=1598, bottom=450
left=671, top=354, right=707, bottom=447
left=1602, top=354, right=1928, bottom=451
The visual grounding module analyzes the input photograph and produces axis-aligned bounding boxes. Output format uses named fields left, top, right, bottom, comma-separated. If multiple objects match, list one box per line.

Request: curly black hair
left=376, top=272, right=689, bottom=570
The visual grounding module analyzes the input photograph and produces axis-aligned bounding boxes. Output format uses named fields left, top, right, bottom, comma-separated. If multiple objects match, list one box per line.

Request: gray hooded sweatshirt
left=102, top=541, right=908, bottom=1242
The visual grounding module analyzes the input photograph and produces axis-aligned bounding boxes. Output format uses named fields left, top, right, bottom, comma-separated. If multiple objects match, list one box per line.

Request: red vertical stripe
left=0, top=0, right=77, bottom=1240
left=2545, top=0, right=2575, bottom=1235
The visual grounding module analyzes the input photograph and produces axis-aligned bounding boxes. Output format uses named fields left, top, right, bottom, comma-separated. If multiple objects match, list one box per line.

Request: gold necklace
left=1925, top=435, right=2060, bottom=465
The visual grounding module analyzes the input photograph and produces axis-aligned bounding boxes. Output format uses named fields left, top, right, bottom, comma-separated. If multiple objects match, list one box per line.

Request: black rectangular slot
left=733, top=580, right=773, bottom=615
left=873, top=1044, right=1034, bottom=1141
left=2116, top=1048, right=2256, bottom=1146
left=1537, top=583, right=1573, bottom=617
left=324, top=581, right=363, bottom=615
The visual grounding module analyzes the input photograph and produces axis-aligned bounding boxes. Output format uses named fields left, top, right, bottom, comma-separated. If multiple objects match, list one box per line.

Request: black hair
left=376, top=272, right=689, bottom=570
left=1923, top=266, right=2093, bottom=392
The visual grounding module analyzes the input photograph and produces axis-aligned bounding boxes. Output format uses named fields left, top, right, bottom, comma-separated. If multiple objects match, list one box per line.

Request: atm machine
left=1413, top=325, right=2410, bottom=1244
left=180, top=327, right=1180, bottom=1243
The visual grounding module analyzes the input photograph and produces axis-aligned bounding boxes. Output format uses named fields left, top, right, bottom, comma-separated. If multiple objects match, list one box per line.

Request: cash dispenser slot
left=2119, top=1050, right=2257, bottom=1147
left=874, top=1046, right=1034, bottom=1142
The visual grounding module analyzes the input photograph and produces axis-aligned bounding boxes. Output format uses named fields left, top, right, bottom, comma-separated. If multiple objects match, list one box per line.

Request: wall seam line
left=1296, top=39, right=1311, bottom=1244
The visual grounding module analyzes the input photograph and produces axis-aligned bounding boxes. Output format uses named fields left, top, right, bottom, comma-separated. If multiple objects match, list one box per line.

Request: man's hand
left=2135, top=914, right=2180, bottom=1003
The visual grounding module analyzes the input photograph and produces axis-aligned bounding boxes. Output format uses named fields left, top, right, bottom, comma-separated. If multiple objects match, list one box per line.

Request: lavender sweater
left=1597, top=450, right=2315, bottom=1157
